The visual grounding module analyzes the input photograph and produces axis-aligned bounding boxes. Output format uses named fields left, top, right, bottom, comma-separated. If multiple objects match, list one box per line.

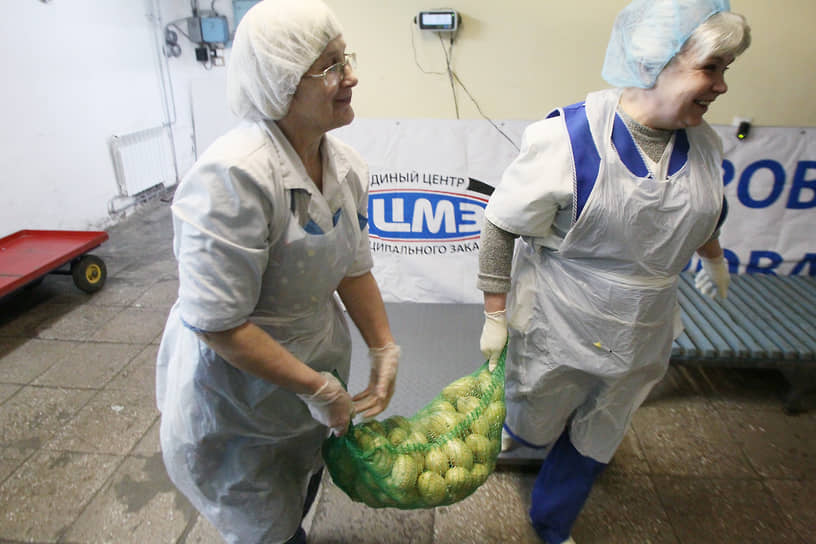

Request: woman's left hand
left=353, top=343, right=400, bottom=418
left=696, top=255, right=730, bottom=299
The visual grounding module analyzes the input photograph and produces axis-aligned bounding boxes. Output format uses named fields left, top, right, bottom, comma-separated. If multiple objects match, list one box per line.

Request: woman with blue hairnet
left=155, top=1, right=400, bottom=542
left=477, top=1, right=750, bottom=542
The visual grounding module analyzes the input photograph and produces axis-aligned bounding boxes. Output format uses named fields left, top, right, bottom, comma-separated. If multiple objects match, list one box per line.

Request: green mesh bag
left=322, top=348, right=506, bottom=509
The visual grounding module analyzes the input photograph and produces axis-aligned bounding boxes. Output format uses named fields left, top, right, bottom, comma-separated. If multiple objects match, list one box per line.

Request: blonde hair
left=680, top=11, right=751, bottom=64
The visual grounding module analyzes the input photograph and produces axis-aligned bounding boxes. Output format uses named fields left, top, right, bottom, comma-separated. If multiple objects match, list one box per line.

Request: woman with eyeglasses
left=155, top=1, right=399, bottom=542
left=478, top=1, right=750, bottom=542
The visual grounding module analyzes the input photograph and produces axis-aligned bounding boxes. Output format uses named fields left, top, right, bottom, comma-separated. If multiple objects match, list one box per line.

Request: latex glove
left=480, top=310, right=507, bottom=372
left=297, top=371, right=353, bottom=437
left=695, top=256, right=730, bottom=299
left=353, top=343, right=400, bottom=419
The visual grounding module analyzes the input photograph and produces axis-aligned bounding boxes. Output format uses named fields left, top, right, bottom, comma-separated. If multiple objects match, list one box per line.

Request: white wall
left=181, top=0, right=816, bottom=153
left=2, top=1, right=814, bottom=238
left=0, top=1, right=167, bottom=236
left=158, top=0, right=238, bottom=180
left=327, top=0, right=816, bottom=126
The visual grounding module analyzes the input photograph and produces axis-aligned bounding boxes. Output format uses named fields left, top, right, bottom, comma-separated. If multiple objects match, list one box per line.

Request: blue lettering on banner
left=737, top=159, right=786, bottom=209
left=745, top=250, right=784, bottom=274
left=724, top=248, right=738, bottom=273
left=723, top=158, right=816, bottom=209
left=791, top=253, right=816, bottom=276
left=369, top=190, right=487, bottom=241
left=722, top=159, right=735, bottom=186
left=684, top=249, right=815, bottom=276
left=787, top=161, right=816, bottom=209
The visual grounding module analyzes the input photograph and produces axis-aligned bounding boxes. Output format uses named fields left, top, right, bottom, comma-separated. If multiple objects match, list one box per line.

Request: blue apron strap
left=550, top=102, right=601, bottom=224
left=612, top=116, right=690, bottom=179
left=667, top=129, right=689, bottom=176
left=611, top=113, right=649, bottom=178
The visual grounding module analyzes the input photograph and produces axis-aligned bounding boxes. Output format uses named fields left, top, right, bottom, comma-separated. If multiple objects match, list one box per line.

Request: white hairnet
left=602, top=0, right=730, bottom=89
left=226, top=0, right=343, bottom=120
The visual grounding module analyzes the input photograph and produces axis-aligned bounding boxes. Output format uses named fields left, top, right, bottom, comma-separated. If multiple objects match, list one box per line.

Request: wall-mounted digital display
left=417, top=9, right=459, bottom=32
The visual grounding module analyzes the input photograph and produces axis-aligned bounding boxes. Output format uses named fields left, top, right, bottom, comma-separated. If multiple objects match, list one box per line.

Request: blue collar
left=611, top=114, right=689, bottom=178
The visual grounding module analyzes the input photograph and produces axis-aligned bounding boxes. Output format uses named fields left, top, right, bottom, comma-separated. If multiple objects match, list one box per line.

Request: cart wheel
left=71, top=254, right=107, bottom=293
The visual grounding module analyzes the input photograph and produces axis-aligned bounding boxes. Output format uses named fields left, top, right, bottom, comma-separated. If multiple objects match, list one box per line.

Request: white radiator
left=109, top=125, right=176, bottom=197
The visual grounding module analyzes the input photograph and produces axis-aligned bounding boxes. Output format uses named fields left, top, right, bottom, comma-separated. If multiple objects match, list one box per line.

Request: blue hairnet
left=602, top=0, right=730, bottom=89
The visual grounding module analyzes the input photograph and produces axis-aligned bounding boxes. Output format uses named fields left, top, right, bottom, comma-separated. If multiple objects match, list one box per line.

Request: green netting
left=322, top=348, right=506, bottom=509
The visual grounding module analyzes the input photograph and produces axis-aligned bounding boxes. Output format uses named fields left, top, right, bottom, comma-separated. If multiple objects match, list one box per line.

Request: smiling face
left=645, top=52, right=733, bottom=130
left=282, top=36, right=358, bottom=137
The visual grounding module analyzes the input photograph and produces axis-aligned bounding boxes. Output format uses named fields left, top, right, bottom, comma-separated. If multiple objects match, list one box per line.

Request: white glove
left=695, top=256, right=730, bottom=299
left=297, top=371, right=353, bottom=437
left=480, top=310, right=507, bottom=372
left=353, top=343, right=400, bottom=419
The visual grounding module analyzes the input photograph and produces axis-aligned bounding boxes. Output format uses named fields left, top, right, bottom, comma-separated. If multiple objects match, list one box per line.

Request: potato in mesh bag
left=322, top=351, right=506, bottom=509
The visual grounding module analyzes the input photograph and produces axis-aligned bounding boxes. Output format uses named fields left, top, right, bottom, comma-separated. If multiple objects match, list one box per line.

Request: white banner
left=333, top=120, right=816, bottom=303
left=713, top=125, right=816, bottom=276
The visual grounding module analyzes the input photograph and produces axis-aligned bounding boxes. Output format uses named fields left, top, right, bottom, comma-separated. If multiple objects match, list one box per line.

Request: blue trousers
left=284, top=467, right=324, bottom=544
left=530, top=430, right=607, bottom=544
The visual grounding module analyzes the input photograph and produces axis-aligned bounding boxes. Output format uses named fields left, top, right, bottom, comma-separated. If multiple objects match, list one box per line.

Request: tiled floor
left=0, top=197, right=814, bottom=543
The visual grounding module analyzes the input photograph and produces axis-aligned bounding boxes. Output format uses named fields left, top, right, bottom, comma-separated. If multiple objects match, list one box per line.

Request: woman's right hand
left=297, top=372, right=353, bottom=436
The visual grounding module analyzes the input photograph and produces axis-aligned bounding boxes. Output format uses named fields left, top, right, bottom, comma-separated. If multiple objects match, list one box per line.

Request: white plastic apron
left=504, top=89, right=722, bottom=462
left=159, top=140, right=362, bottom=544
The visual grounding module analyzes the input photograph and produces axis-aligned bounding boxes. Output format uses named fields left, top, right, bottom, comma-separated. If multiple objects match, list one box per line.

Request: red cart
left=0, top=229, right=109, bottom=297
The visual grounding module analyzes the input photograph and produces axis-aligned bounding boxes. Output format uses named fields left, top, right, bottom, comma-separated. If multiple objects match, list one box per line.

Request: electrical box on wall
left=187, top=15, right=230, bottom=44
left=415, top=9, right=460, bottom=32
left=201, top=16, right=230, bottom=43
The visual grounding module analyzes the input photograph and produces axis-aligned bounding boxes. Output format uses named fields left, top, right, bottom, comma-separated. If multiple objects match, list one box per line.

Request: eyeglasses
left=303, top=53, right=357, bottom=86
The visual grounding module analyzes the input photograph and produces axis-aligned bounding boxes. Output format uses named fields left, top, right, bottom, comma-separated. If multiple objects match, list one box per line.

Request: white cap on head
left=601, top=0, right=730, bottom=89
left=226, top=0, right=343, bottom=120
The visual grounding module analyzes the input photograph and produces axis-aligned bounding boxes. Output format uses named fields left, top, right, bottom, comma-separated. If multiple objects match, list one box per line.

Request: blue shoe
left=285, top=527, right=306, bottom=544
